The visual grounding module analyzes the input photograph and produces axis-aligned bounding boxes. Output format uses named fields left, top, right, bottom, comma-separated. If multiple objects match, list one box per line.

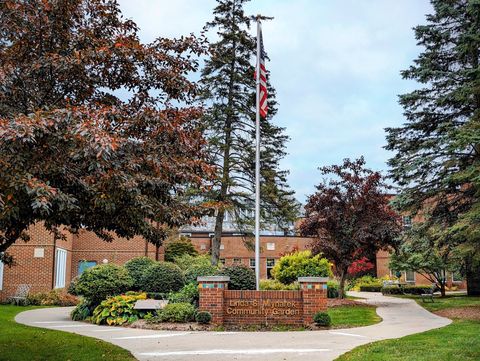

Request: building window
left=405, top=270, right=415, bottom=283
left=452, top=270, right=463, bottom=283
left=266, top=242, right=275, bottom=251
left=55, top=248, right=67, bottom=289
left=266, top=258, right=276, bottom=278
left=402, top=216, right=412, bottom=230
left=78, top=261, right=97, bottom=276
left=0, top=257, right=3, bottom=291
left=219, top=258, right=226, bottom=265
left=233, top=258, right=242, bottom=265
left=249, top=258, right=255, bottom=269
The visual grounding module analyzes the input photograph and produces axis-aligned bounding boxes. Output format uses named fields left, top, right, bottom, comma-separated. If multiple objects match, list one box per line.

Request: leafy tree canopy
left=0, top=0, right=212, bottom=263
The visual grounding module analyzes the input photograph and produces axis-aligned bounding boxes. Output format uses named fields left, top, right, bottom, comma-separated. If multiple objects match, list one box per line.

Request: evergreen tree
left=385, top=0, right=480, bottom=295
left=200, top=0, right=299, bottom=265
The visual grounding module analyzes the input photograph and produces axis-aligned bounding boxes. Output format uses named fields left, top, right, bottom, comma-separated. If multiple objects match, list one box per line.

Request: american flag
left=257, top=28, right=268, bottom=118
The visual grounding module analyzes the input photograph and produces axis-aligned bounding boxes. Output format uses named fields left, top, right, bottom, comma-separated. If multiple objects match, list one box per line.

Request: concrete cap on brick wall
left=297, top=277, right=329, bottom=283
left=197, top=276, right=230, bottom=282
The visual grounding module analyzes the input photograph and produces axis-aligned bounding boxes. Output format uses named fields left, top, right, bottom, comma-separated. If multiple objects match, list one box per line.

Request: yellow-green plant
left=271, top=250, right=333, bottom=284
left=92, top=292, right=147, bottom=326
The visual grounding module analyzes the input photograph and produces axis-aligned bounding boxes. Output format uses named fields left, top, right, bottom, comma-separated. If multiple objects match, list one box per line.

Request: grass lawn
left=0, top=305, right=136, bottom=361
left=329, top=305, right=381, bottom=328
left=335, top=294, right=480, bottom=361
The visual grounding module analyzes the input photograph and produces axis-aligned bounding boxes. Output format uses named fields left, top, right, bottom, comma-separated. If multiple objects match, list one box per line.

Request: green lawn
left=0, top=305, right=135, bottom=361
left=335, top=295, right=480, bottom=361
left=329, top=305, right=381, bottom=328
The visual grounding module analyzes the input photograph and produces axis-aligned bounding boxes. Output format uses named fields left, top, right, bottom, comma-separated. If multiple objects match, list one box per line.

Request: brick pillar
left=197, top=276, right=230, bottom=325
left=299, top=276, right=328, bottom=325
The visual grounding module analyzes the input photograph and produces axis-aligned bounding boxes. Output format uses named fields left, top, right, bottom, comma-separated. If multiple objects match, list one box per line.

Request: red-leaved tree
left=300, top=157, right=401, bottom=298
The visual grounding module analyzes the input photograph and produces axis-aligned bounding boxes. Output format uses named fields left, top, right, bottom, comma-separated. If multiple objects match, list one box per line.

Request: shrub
left=164, top=236, right=198, bottom=262
left=184, top=263, right=219, bottom=284
left=124, top=257, right=156, bottom=288
left=381, top=286, right=403, bottom=295
left=313, top=312, right=331, bottom=327
left=174, top=254, right=211, bottom=271
left=381, top=285, right=435, bottom=295
left=73, top=264, right=133, bottom=306
left=359, top=285, right=382, bottom=292
left=348, top=275, right=382, bottom=291
left=218, top=265, right=255, bottom=290
left=71, top=299, right=95, bottom=321
left=327, top=280, right=339, bottom=298
left=195, top=311, right=212, bottom=324
left=168, top=282, right=199, bottom=305
left=259, top=279, right=300, bottom=290
left=27, top=289, right=79, bottom=306
left=271, top=250, right=332, bottom=284
left=152, top=302, right=196, bottom=323
left=139, top=262, right=185, bottom=293
left=91, top=292, right=147, bottom=325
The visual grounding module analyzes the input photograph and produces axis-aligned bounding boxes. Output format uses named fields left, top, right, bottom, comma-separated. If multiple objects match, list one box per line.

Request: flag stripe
left=257, top=28, right=268, bottom=118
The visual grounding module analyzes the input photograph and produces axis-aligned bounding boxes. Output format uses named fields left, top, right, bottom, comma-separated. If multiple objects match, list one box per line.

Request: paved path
left=15, top=292, right=451, bottom=361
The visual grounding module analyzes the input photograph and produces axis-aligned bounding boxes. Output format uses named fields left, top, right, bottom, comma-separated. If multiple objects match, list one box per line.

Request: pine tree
left=385, top=0, right=480, bottom=295
left=200, top=0, right=299, bottom=265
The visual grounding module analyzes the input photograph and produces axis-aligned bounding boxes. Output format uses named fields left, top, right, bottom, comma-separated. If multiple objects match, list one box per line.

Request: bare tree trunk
left=338, top=267, right=348, bottom=299
left=211, top=208, right=225, bottom=266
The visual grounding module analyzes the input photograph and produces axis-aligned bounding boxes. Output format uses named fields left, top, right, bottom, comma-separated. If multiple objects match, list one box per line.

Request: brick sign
left=198, top=276, right=328, bottom=326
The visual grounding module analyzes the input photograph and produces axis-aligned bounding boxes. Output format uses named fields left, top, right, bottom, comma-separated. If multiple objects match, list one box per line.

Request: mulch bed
left=434, top=306, right=480, bottom=321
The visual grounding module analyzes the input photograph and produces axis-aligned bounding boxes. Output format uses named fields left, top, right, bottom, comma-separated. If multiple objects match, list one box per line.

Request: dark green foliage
left=359, top=285, right=383, bottom=292
left=151, top=303, right=196, bottom=323
left=185, top=264, right=219, bottom=284
left=71, top=299, right=95, bottom=321
left=167, top=283, right=199, bottom=305
left=73, top=264, right=133, bottom=306
left=124, top=257, right=156, bottom=289
left=139, top=262, right=185, bottom=294
left=164, top=237, right=198, bottom=263
left=271, top=250, right=332, bottom=285
left=313, top=312, right=331, bottom=327
left=385, top=1, right=480, bottom=295
left=195, top=311, right=212, bottom=325
left=381, top=285, right=435, bottom=296
left=200, top=0, right=299, bottom=264
left=327, top=280, right=339, bottom=298
left=218, top=265, right=255, bottom=290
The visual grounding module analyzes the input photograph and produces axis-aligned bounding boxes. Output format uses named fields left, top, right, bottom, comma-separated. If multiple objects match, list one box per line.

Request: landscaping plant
left=168, top=283, right=199, bottom=305
left=195, top=311, right=212, bottom=325
left=26, top=289, right=78, bottom=306
left=218, top=265, right=255, bottom=290
left=259, top=279, right=300, bottom=290
left=91, top=292, right=148, bottom=326
left=313, top=312, right=332, bottom=327
left=124, top=257, right=156, bottom=289
left=139, top=262, right=185, bottom=293
left=164, top=236, right=198, bottom=262
left=152, top=303, right=196, bottom=323
left=270, top=250, right=332, bottom=285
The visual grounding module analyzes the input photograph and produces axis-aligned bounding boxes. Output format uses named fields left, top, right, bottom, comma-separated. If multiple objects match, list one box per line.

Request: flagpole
left=254, top=17, right=261, bottom=291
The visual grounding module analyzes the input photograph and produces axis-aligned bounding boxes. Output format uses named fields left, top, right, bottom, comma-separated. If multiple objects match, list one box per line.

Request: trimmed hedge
left=124, top=257, right=156, bottom=289
left=139, top=262, right=185, bottom=293
left=313, top=312, right=331, bottom=326
left=218, top=265, right=255, bottom=290
left=73, top=264, right=133, bottom=306
left=196, top=311, right=212, bottom=324
left=381, top=285, right=435, bottom=295
left=359, top=285, right=382, bottom=292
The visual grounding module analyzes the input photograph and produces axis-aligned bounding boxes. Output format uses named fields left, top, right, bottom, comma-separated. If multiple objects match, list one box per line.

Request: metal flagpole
left=255, top=17, right=261, bottom=291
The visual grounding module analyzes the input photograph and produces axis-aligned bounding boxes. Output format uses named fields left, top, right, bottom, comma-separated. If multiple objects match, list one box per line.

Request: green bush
left=381, top=285, right=435, bottom=295
left=139, top=262, right=185, bottom=293
left=91, top=292, right=147, bottom=325
left=164, top=236, right=198, bottom=262
left=271, top=250, right=332, bottom=284
left=218, top=265, right=255, bottom=290
left=381, top=286, right=403, bottom=295
left=152, top=303, right=196, bottom=323
left=71, top=299, right=95, bottom=321
left=73, top=264, right=133, bottom=306
left=195, top=311, right=212, bottom=324
left=168, top=283, right=199, bottom=305
left=124, top=257, right=156, bottom=288
left=174, top=254, right=211, bottom=271
left=359, top=285, right=382, bottom=292
left=313, top=312, right=331, bottom=327
left=185, top=264, right=219, bottom=284
left=348, top=275, right=382, bottom=291
left=327, top=280, right=339, bottom=298
left=259, top=279, right=300, bottom=290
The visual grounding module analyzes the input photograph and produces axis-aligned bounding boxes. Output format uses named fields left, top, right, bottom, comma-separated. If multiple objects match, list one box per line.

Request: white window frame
left=0, top=257, right=4, bottom=291
left=55, top=248, right=67, bottom=289
left=266, top=242, right=275, bottom=251
left=405, top=270, right=415, bottom=283
left=249, top=258, right=256, bottom=268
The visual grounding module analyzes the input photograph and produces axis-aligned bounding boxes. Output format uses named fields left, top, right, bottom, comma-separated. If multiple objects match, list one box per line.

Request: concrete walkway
left=15, top=292, right=451, bottom=361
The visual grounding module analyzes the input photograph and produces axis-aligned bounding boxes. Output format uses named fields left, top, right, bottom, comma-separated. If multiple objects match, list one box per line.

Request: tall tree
left=0, top=0, right=211, bottom=263
left=385, top=0, right=480, bottom=295
left=200, top=0, right=299, bottom=265
left=300, top=158, right=402, bottom=298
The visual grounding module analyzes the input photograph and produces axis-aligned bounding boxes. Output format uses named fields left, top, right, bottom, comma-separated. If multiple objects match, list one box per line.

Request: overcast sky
left=118, top=0, right=432, bottom=202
